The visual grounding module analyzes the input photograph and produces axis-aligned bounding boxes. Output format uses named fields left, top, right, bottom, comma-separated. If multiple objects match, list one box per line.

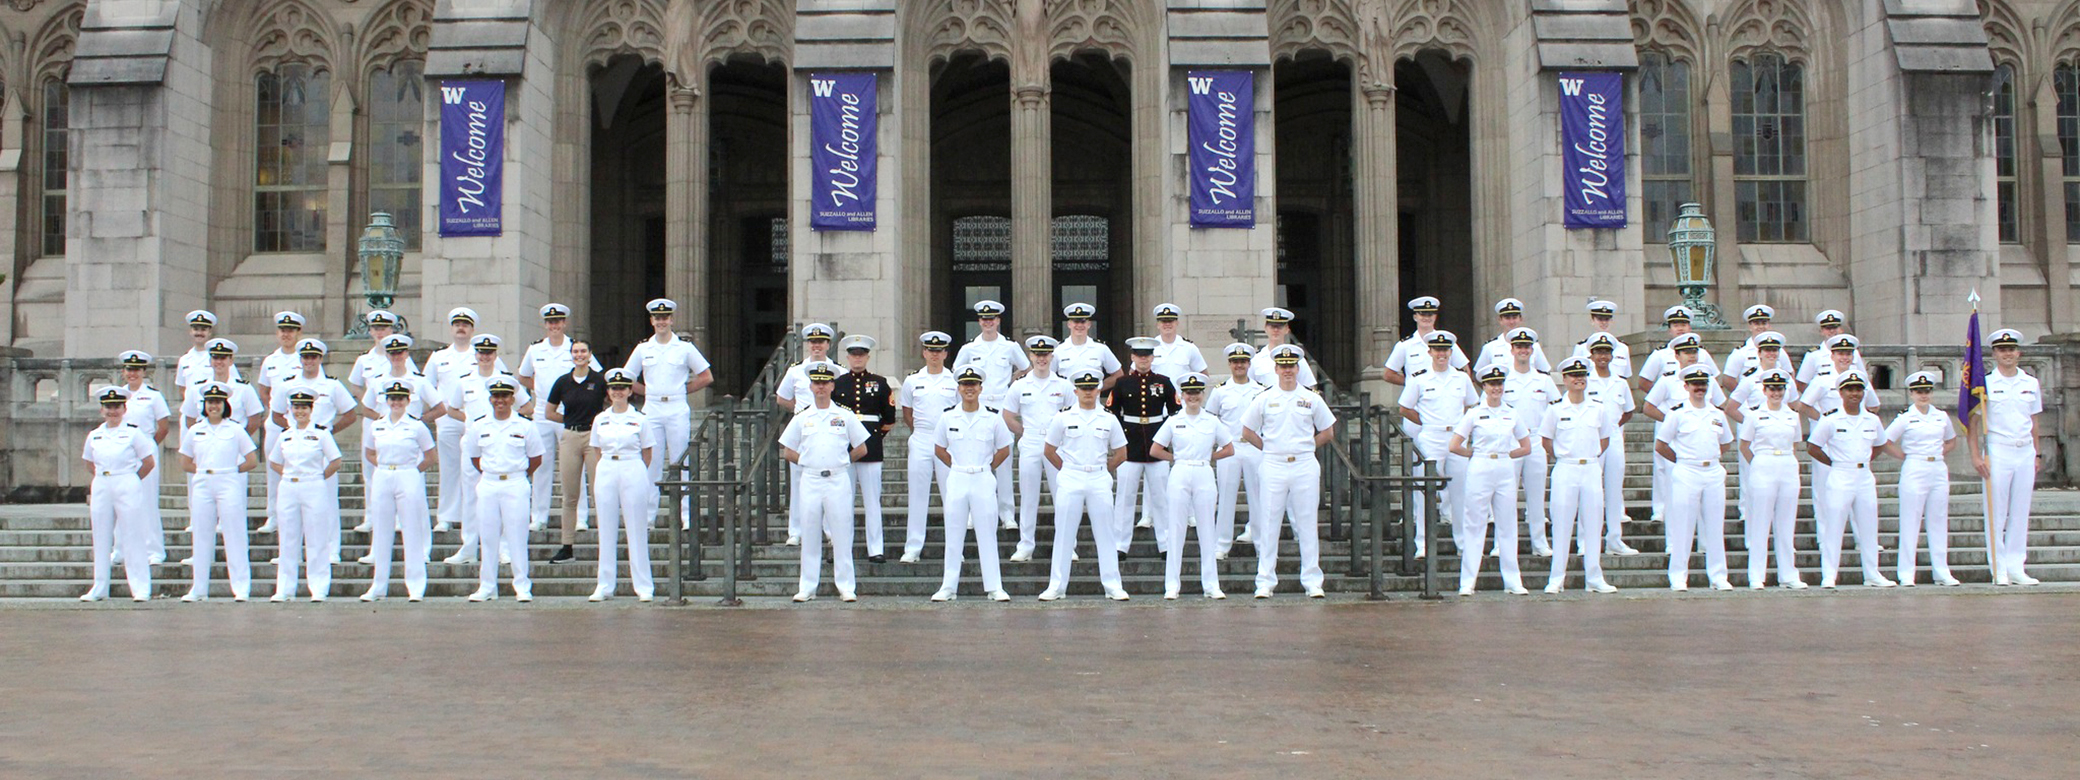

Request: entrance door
left=948, top=215, right=1012, bottom=341
left=1051, top=214, right=1114, bottom=339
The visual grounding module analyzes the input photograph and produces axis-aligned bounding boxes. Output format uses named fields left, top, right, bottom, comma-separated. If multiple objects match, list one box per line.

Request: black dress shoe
left=867, top=554, right=886, bottom=564
left=549, top=545, right=575, bottom=564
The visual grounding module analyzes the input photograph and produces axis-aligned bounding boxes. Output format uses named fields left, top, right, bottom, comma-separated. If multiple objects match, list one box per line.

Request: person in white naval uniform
left=1889, top=371, right=1961, bottom=587
left=1243, top=344, right=1335, bottom=599
left=1653, top=366, right=1735, bottom=591
left=1723, top=331, right=1794, bottom=538
left=270, top=338, right=359, bottom=565
left=442, top=334, right=532, bottom=565
left=269, top=391, right=343, bottom=601
left=1148, top=303, right=1210, bottom=385
left=1039, top=371, right=1130, bottom=601
left=1805, top=369, right=1899, bottom=588
left=1472, top=298, right=1553, bottom=374
left=1496, top=328, right=1555, bottom=556
left=1570, top=300, right=1633, bottom=378
left=251, top=311, right=307, bottom=537
left=1717, top=304, right=1778, bottom=393
left=1381, top=296, right=1469, bottom=385
left=780, top=362, right=869, bottom=602
left=426, top=308, right=511, bottom=533
left=1795, top=309, right=1867, bottom=387
left=1207, top=343, right=1267, bottom=557
left=899, top=331, right=960, bottom=563
left=1736, top=368, right=1807, bottom=589
left=1581, top=334, right=1640, bottom=556
left=953, top=301, right=1031, bottom=524
left=1397, top=331, right=1477, bottom=559
left=81, top=388, right=158, bottom=602
left=931, top=367, right=1015, bottom=602
left=589, top=369, right=658, bottom=602
left=354, top=334, right=444, bottom=564
left=1634, top=306, right=1722, bottom=394
left=1250, top=307, right=1319, bottom=389
left=1005, top=335, right=1073, bottom=562
left=171, top=311, right=221, bottom=538
left=360, top=381, right=436, bottom=602
left=1054, top=302, right=1123, bottom=392
left=1151, top=372, right=1235, bottom=599
left=518, top=303, right=600, bottom=534
left=178, top=383, right=258, bottom=601
left=1541, top=358, right=1618, bottom=593
left=776, top=323, right=838, bottom=546
left=1973, top=328, right=2044, bottom=586
left=1449, top=366, right=1532, bottom=595
left=1795, top=334, right=1882, bottom=557
left=113, top=351, right=172, bottom=566
left=624, top=298, right=715, bottom=529
left=348, top=316, right=417, bottom=535
left=1642, top=334, right=1725, bottom=536
left=464, top=378, right=545, bottom=602
left=178, top=338, right=264, bottom=436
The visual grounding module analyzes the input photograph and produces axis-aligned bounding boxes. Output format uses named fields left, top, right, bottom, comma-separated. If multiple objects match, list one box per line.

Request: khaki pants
left=558, top=428, right=597, bottom=546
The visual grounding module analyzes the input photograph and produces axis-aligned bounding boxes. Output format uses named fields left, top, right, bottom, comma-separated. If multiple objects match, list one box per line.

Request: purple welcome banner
left=1187, top=70, right=1255, bottom=228
left=1560, top=71, right=1626, bottom=229
left=438, top=80, right=504, bottom=237
left=809, top=72, right=878, bottom=231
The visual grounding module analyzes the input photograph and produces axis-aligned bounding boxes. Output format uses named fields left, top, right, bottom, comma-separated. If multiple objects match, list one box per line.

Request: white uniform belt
left=483, top=471, right=523, bottom=480
left=602, top=453, right=640, bottom=461
left=648, top=394, right=683, bottom=405
left=803, top=467, right=846, bottom=478
left=1556, top=457, right=1596, bottom=465
left=196, top=467, right=236, bottom=475
left=1678, top=460, right=1717, bottom=468
left=376, top=464, right=415, bottom=470
left=1124, top=414, right=1167, bottom=424
left=1756, top=448, right=1794, bottom=457
left=1476, top=452, right=1507, bottom=460
left=1268, top=453, right=1311, bottom=462
left=1065, top=463, right=1105, bottom=472
left=952, top=465, right=988, bottom=474
left=1174, top=459, right=1211, bottom=468
left=856, top=414, right=881, bottom=423
left=283, top=475, right=320, bottom=482
left=1836, top=461, right=1869, bottom=470
left=1992, top=438, right=2034, bottom=448
left=1912, top=455, right=1940, bottom=462
left=96, top=470, right=129, bottom=477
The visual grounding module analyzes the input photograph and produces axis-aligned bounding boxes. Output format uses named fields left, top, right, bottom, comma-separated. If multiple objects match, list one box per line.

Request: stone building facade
left=3, top=0, right=2077, bottom=391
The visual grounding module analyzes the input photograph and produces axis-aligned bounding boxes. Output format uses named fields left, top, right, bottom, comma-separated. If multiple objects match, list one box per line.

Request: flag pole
left=1968, top=289, right=1997, bottom=579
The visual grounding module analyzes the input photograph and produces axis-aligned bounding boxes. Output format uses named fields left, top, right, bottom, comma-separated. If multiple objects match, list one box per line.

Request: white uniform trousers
left=186, top=472, right=251, bottom=599
left=274, top=476, right=336, bottom=599
left=1514, top=446, right=1548, bottom=550
left=1650, top=443, right=1669, bottom=521
left=1014, top=437, right=1056, bottom=558
left=1458, top=454, right=1523, bottom=592
left=1986, top=442, right=2036, bottom=577
left=323, top=472, right=343, bottom=563
left=793, top=466, right=856, bottom=597
left=1254, top=453, right=1324, bottom=593
left=87, top=473, right=151, bottom=600
left=1113, top=460, right=1169, bottom=554
left=1664, top=460, right=1729, bottom=588
left=1047, top=466, right=1123, bottom=592
left=787, top=462, right=803, bottom=540
left=939, top=467, right=1003, bottom=595
left=364, top=465, right=431, bottom=600
left=1599, top=442, right=1628, bottom=549
left=143, top=453, right=166, bottom=561
left=1894, top=457, right=1953, bottom=584
left=454, top=457, right=484, bottom=556
left=642, top=400, right=692, bottom=525
left=595, top=456, right=656, bottom=599
left=1544, top=458, right=1605, bottom=590
left=1409, top=433, right=1458, bottom=548
left=263, top=426, right=283, bottom=524
left=902, top=431, right=949, bottom=558
left=1214, top=441, right=1261, bottom=555
left=985, top=394, right=1015, bottom=523
left=475, top=472, right=532, bottom=597
left=1164, top=462, right=1220, bottom=595
left=1744, top=452, right=1803, bottom=586
left=435, top=418, right=469, bottom=530
left=852, top=461, right=886, bottom=557
left=1818, top=463, right=1882, bottom=585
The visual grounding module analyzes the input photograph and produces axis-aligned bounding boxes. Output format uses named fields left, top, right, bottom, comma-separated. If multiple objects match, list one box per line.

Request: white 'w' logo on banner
left=811, top=79, right=835, bottom=97
left=1188, top=77, right=1214, bottom=95
left=442, top=86, right=468, bottom=105
left=1559, top=78, right=1585, bottom=96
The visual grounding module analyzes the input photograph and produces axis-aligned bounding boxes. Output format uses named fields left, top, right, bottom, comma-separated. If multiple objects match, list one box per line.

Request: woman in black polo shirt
left=546, top=339, right=608, bottom=563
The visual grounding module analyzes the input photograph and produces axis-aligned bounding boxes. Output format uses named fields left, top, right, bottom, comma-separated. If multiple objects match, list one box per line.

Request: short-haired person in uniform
left=589, top=368, right=657, bottom=602
left=178, top=383, right=258, bottom=601
left=360, top=381, right=436, bottom=602
left=898, top=331, right=960, bottom=564
left=931, top=367, right=1015, bottom=602
left=1889, top=371, right=1962, bottom=587
left=464, top=377, right=545, bottom=602
left=1541, top=357, right=1618, bottom=593
left=253, top=311, right=307, bottom=535
left=347, top=310, right=414, bottom=405
left=82, top=388, right=158, bottom=602
left=1110, top=337, right=1180, bottom=555
left=426, top=307, right=495, bottom=535
left=1653, top=365, right=1736, bottom=591
left=1635, top=306, right=1722, bottom=394
left=1004, top=335, right=1073, bottom=562
left=1974, top=328, right=2043, bottom=586
left=1570, top=300, right=1633, bottom=378
left=269, top=390, right=343, bottom=602
left=1397, top=331, right=1477, bottom=559
left=1151, top=372, right=1235, bottom=599
left=1736, top=368, right=1807, bottom=589
left=180, top=339, right=264, bottom=434
left=1718, top=304, right=1778, bottom=393
left=1723, top=331, right=1794, bottom=536
left=518, top=303, right=600, bottom=535
left=1039, top=371, right=1130, bottom=601
left=1449, top=367, right=1533, bottom=596
left=1149, top=303, right=1210, bottom=382
left=443, top=334, right=532, bottom=566
left=832, top=335, right=897, bottom=562
left=623, top=298, right=715, bottom=529
left=1642, top=334, right=1725, bottom=539
left=1381, top=297, right=1468, bottom=385
left=270, top=338, right=359, bottom=565
left=113, top=351, right=172, bottom=566
left=1497, top=328, right=1555, bottom=556
left=353, top=334, right=442, bottom=565
left=954, top=301, right=1032, bottom=524
left=543, top=338, right=607, bottom=564
left=1796, top=309, right=1866, bottom=387
left=1242, top=345, right=1334, bottom=598
left=781, top=361, right=870, bottom=603
left=1581, top=334, right=1640, bottom=556
left=1206, top=343, right=1267, bottom=558
left=1054, top=302, right=1123, bottom=391
left=777, top=323, right=838, bottom=546
left=1794, top=334, right=1882, bottom=559
left=1804, top=369, right=1898, bottom=588
left=1251, top=307, right=1319, bottom=388
left=1472, top=298, right=1552, bottom=374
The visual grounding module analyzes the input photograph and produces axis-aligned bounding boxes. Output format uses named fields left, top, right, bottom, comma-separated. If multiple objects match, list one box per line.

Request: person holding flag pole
left=1964, top=292, right=2044, bottom=586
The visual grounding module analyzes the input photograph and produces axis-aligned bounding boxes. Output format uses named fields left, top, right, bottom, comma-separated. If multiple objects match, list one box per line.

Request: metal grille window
left=1639, top=52, right=1693, bottom=243
left=1731, top=54, right=1808, bottom=243
left=769, top=217, right=790, bottom=270
left=367, top=61, right=423, bottom=251
left=2058, top=63, right=2080, bottom=243
left=952, top=215, right=1011, bottom=273
left=40, top=79, right=66, bottom=258
left=255, top=64, right=331, bottom=253
left=1994, top=64, right=2020, bottom=243
left=1050, top=215, right=1109, bottom=271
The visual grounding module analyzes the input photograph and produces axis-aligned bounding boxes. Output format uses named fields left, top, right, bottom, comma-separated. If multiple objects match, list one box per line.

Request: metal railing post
left=1367, top=480, right=1385, bottom=600
left=667, top=459, right=686, bottom=606
left=1420, top=458, right=1442, bottom=600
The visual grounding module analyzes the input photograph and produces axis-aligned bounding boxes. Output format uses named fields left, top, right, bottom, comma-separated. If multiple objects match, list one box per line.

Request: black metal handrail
left=1317, top=390, right=1450, bottom=600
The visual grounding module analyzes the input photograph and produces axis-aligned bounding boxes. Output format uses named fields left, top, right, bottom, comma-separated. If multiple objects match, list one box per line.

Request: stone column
left=1010, top=85, right=1052, bottom=337
left=1351, top=82, right=1399, bottom=385
left=666, top=84, right=709, bottom=346
left=0, top=97, right=24, bottom=347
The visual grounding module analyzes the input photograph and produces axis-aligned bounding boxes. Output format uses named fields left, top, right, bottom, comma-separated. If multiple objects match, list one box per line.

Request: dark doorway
left=1395, top=52, right=1475, bottom=340
left=707, top=58, right=789, bottom=395
left=931, top=54, right=1012, bottom=338
left=1050, top=53, right=1131, bottom=341
left=587, top=56, right=667, bottom=368
left=1274, top=54, right=1355, bottom=379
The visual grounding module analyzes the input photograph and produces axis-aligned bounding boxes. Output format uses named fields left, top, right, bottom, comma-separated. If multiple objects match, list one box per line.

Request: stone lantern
left=1666, top=202, right=1728, bottom=330
left=348, top=212, right=406, bottom=338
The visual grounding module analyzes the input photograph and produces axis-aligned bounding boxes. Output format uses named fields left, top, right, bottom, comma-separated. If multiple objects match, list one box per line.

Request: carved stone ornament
left=916, top=0, right=1015, bottom=67
left=1631, top=0, right=1703, bottom=64
left=580, top=0, right=669, bottom=70
left=1721, top=0, right=1812, bottom=65
left=251, top=1, right=339, bottom=72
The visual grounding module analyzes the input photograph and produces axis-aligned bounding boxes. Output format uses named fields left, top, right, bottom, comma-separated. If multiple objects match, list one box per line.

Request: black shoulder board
left=412, top=371, right=425, bottom=377
left=124, top=422, right=140, bottom=428
left=983, top=406, right=1000, bottom=414
left=472, top=415, right=488, bottom=422
left=315, top=424, right=329, bottom=431
left=942, top=404, right=959, bottom=413
left=532, top=338, right=544, bottom=345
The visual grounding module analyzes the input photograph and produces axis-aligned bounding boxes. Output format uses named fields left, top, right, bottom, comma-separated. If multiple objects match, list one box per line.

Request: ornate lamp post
left=1666, top=202, right=1729, bottom=330
left=347, top=212, right=407, bottom=338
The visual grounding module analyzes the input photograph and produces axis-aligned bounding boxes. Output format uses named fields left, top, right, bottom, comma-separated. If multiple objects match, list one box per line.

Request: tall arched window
left=41, top=78, right=68, bottom=258
left=1731, top=53, right=1807, bottom=243
left=367, top=61, right=424, bottom=250
left=255, top=63, right=331, bottom=253
left=2057, top=63, right=2079, bottom=243
left=1638, top=51, right=1693, bottom=243
left=1993, top=64, right=2019, bottom=243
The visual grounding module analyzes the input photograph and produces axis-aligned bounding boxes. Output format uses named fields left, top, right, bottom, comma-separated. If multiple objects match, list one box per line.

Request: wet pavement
left=2, top=590, right=2075, bottom=778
